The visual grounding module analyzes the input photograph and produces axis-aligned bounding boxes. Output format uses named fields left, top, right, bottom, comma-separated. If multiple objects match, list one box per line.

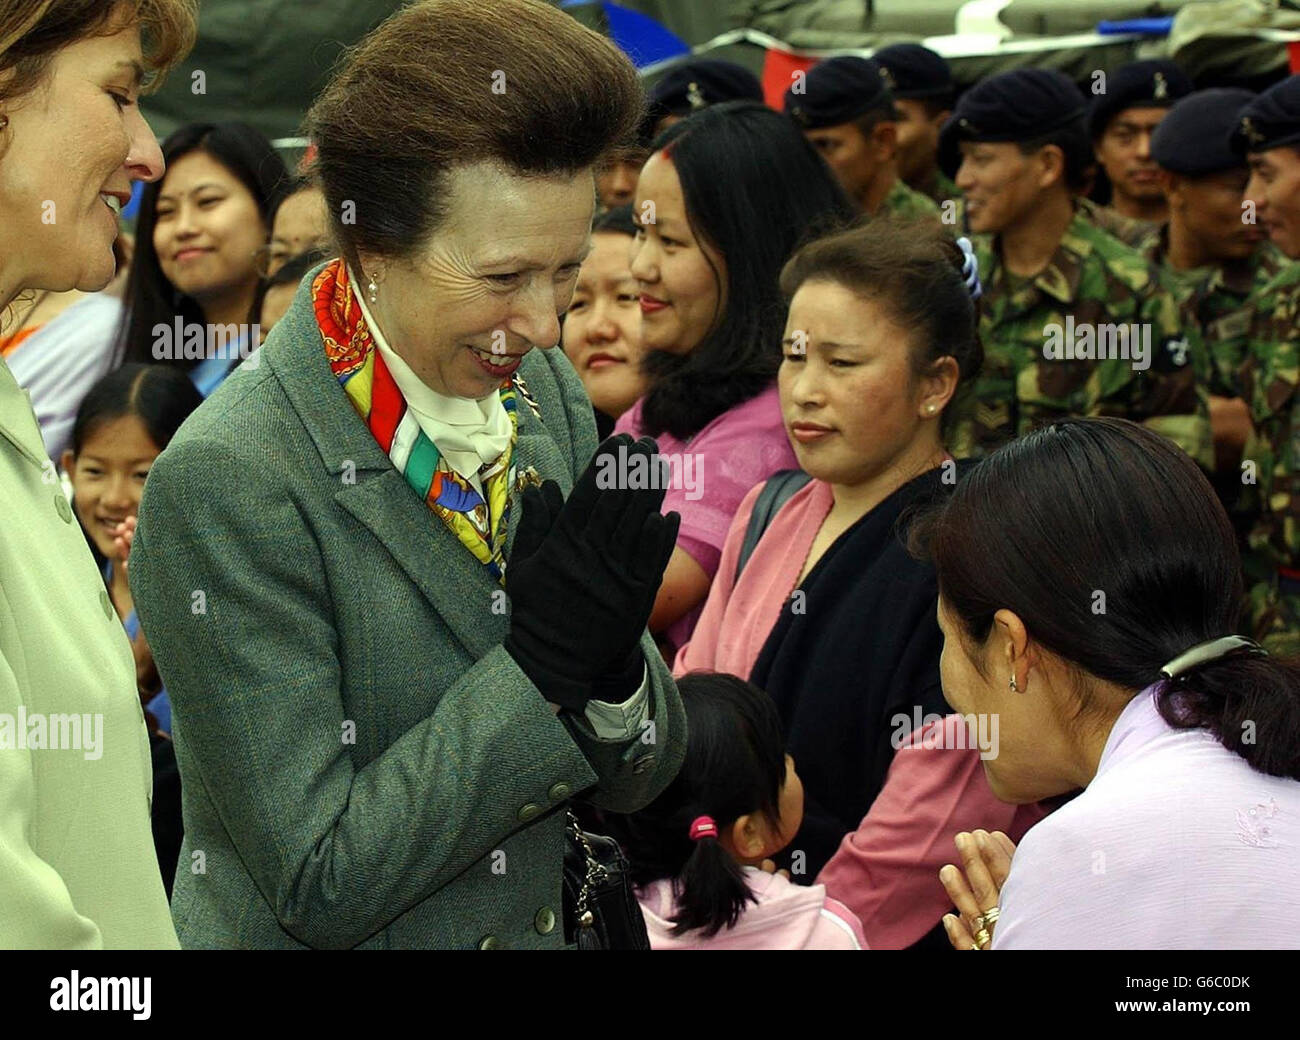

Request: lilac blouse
left=994, top=684, right=1300, bottom=949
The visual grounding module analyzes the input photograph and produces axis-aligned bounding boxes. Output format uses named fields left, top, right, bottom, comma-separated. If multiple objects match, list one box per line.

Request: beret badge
left=1240, top=115, right=1265, bottom=147
left=1153, top=72, right=1168, bottom=101
left=686, top=80, right=707, bottom=111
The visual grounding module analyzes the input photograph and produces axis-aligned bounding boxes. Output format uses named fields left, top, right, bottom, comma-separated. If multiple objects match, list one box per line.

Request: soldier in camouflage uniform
left=1230, top=76, right=1300, bottom=654
left=875, top=43, right=960, bottom=207
left=1088, top=60, right=1193, bottom=235
left=784, top=55, right=940, bottom=221
left=937, top=68, right=1211, bottom=466
left=1144, top=87, right=1286, bottom=504
left=1076, top=195, right=1157, bottom=249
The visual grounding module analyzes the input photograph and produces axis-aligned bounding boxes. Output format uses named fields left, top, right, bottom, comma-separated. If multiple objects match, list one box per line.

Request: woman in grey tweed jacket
left=127, top=0, right=686, bottom=949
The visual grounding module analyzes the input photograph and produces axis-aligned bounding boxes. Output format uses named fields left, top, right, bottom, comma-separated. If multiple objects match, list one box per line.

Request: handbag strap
left=735, top=469, right=812, bottom=582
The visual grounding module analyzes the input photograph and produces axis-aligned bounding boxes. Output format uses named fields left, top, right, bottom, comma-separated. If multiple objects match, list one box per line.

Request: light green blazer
left=0, top=360, right=177, bottom=949
left=129, top=270, right=686, bottom=949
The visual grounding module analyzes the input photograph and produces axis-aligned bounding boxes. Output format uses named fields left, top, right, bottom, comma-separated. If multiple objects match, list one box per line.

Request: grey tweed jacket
left=128, top=271, right=686, bottom=949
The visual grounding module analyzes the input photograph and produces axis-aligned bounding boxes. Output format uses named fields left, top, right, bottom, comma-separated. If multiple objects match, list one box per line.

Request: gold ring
left=975, top=928, right=991, bottom=949
left=982, top=906, right=1000, bottom=926
left=969, top=942, right=980, bottom=951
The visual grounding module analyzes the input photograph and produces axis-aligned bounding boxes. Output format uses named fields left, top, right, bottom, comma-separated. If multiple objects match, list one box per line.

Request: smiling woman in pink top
left=615, top=101, right=855, bottom=657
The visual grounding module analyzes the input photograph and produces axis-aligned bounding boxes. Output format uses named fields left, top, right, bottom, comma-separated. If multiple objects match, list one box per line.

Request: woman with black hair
left=562, top=204, right=645, bottom=439
left=930, top=417, right=1300, bottom=950
left=114, top=121, right=288, bottom=395
left=622, top=100, right=856, bottom=655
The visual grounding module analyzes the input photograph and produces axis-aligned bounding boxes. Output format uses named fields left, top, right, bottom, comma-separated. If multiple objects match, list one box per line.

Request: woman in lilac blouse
left=924, top=418, right=1300, bottom=949
left=617, top=101, right=854, bottom=657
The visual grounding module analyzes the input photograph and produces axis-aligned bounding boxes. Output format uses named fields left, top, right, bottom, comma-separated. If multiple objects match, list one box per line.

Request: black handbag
left=562, top=809, right=650, bottom=950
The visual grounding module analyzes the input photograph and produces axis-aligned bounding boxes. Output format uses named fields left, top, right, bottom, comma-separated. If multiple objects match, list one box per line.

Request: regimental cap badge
left=879, top=65, right=896, bottom=91
left=1153, top=72, right=1168, bottom=101
left=686, top=80, right=707, bottom=111
left=791, top=105, right=808, bottom=126
left=1240, top=115, right=1265, bottom=146
left=958, top=116, right=980, bottom=135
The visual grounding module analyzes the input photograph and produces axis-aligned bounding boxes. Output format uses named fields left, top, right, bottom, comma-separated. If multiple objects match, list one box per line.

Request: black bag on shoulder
left=562, top=810, right=650, bottom=950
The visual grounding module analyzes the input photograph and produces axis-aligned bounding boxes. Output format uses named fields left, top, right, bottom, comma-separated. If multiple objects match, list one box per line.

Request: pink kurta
left=673, top=477, right=832, bottom=680
left=817, top=716, right=1048, bottom=949
left=616, top=385, right=798, bottom=656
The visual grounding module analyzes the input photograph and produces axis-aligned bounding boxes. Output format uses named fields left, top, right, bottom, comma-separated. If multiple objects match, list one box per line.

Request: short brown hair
left=306, top=0, right=644, bottom=271
left=0, top=0, right=197, bottom=106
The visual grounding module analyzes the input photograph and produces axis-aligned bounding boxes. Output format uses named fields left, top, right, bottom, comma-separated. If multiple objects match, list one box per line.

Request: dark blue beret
left=784, top=56, right=894, bottom=129
left=1088, top=60, right=1193, bottom=138
left=647, top=59, right=763, bottom=120
left=937, top=68, right=1086, bottom=178
left=874, top=43, right=953, bottom=102
left=1229, top=74, right=1300, bottom=155
left=1151, top=88, right=1255, bottom=175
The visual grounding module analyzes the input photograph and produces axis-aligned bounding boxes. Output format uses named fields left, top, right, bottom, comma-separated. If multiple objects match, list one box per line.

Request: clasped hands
left=503, top=434, right=680, bottom=713
left=940, top=829, right=1016, bottom=950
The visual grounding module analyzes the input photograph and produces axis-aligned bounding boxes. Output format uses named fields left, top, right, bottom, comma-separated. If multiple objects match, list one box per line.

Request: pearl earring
left=367, top=276, right=378, bottom=304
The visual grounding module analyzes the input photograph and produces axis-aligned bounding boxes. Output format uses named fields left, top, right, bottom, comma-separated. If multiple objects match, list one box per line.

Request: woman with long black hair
left=114, top=120, right=288, bottom=395
left=622, top=101, right=856, bottom=656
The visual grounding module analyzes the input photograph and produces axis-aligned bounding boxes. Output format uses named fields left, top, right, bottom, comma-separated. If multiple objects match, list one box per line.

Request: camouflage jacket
left=949, top=210, right=1212, bottom=469
left=1077, top=196, right=1159, bottom=250
left=880, top=177, right=941, bottom=221
left=1137, top=225, right=1286, bottom=399
left=1239, top=262, right=1300, bottom=574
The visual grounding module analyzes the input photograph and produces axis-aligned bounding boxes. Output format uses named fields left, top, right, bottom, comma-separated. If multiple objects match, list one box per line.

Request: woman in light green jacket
left=0, top=0, right=195, bottom=949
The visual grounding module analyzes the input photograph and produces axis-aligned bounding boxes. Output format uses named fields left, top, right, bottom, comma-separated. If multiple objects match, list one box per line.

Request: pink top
left=817, top=715, right=1048, bottom=949
left=673, top=477, right=832, bottom=680
left=993, top=686, right=1300, bottom=950
left=638, top=867, right=868, bottom=950
left=616, top=385, right=798, bottom=655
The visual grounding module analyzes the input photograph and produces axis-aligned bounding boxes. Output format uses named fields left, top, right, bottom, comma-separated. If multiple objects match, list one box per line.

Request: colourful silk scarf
left=313, top=259, right=518, bottom=584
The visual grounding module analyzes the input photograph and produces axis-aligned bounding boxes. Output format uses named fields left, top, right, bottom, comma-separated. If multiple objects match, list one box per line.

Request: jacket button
left=55, top=493, right=74, bottom=524
left=517, top=803, right=540, bottom=822
left=99, top=588, right=115, bottom=621
left=547, top=782, right=570, bottom=801
left=478, top=935, right=500, bottom=950
left=534, top=907, right=556, bottom=935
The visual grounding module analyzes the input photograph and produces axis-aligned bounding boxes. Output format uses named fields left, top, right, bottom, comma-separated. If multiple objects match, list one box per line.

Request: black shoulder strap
left=735, top=470, right=812, bottom=583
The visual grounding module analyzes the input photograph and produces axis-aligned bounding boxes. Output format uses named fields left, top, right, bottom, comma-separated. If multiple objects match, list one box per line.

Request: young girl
left=615, top=672, right=866, bottom=949
left=62, top=363, right=204, bottom=736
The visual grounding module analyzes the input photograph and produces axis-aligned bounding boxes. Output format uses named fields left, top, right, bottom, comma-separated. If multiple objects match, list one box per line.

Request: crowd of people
left=1, top=0, right=1298, bottom=952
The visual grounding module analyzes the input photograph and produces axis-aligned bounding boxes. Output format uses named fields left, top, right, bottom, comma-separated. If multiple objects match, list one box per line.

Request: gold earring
left=0, top=114, right=8, bottom=131
left=1009, top=674, right=1019, bottom=692
left=926, top=403, right=937, bottom=415
left=367, top=275, right=378, bottom=304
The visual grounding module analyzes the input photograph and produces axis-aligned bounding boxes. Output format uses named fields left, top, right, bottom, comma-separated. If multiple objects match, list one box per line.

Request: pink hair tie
left=688, top=816, right=718, bottom=841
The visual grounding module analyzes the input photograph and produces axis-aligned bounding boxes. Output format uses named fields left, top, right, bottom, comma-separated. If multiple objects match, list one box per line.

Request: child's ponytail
left=609, top=672, right=789, bottom=939
left=672, top=814, right=755, bottom=937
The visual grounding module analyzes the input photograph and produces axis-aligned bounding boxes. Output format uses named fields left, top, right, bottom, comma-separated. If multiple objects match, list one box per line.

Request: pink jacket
left=639, top=867, right=868, bottom=950
left=673, top=477, right=831, bottom=680
left=817, top=715, right=1049, bottom=949
left=616, top=385, right=798, bottom=656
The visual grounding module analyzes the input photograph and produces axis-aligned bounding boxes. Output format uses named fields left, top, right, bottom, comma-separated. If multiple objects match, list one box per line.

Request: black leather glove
left=503, top=434, right=681, bottom=713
